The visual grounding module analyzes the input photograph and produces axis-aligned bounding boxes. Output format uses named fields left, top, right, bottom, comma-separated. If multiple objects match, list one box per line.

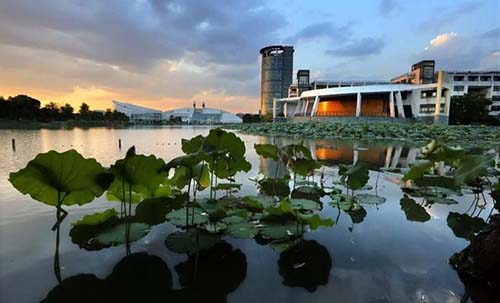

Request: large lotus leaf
left=289, top=198, right=322, bottom=211
left=296, top=213, right=334, bottom=230
left=356, top=194, right=386, bottom=205
left=260, top=221, right=302, bottom=240
left=215, top=183, right=242, bottom=191
left=135, top=197, right=184, bottom=225
left=339, top=162, right=369, bottom=190
left=254, top=143, right=279, bottom=161
left=192, top=163, right=210, bottom=189
left=181, top=135, right=204, bottom=154
left=400, top=195, right=430, bottom=223
left=69, top=208, right=121, bottom=250
left=426, top=196, right=458, bottom=205
left=166, top=207, right=209, bottom=227
left=225, top=222, right=259, bottom=238
left=205, top=128, right=246, bottom=157
left=447, top=212, right=486, bottom=240
left=454, top=155, right=495, bottom=185
left=329, top=194, right=356, bottom=211
left=108, top=154, right=167, bottom=200
left=402, top=160, right=434, bottom=182
left=164, top=152, right=206, bottom=171
left=164, top=230, right=218, bottom=254
left=106, top=182, right=144, bottom=204
left=222, top=215, right=246, bottom=225
left=9, top=150, right=112, bottom=206
left=290, top=158, right=320, bottom=176
left=169, top=166, right=190, bottom=189
left=425, top=145, right=466, bottom=165
left=94, top=222, right=150, bottom=247
left=269, top=240, right=297, bottom=253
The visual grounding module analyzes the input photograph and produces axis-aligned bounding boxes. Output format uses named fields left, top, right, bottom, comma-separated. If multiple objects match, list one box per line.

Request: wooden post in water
left=118, top=138, right=122, bottom=149
left=12, top=138, right=15, bottom=151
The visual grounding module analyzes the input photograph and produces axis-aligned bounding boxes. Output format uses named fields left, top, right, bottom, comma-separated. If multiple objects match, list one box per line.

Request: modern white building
left=274, top=71, right=451, bottom=124
left=112, top=101, right=242, bottom=124
left=446, top=71, right=500, bottom=116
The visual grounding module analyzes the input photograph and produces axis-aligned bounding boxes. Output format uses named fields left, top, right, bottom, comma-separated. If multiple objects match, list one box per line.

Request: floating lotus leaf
left=269, top=240, right=297, bottom=253
left=291, top=186, right=324, bottom=201
left=400, top=195, right=430, bottom=223
left=166, top=207, right=209, bottom=227
left=345, top=205, right=366, bottom=224
left=164, top=230, right=218, bottom=254
left=242, top=195, right=276, bottom=211
left=289, top=198, right=322, bottom=211
left=9, top=150, right=112, bottom=206
left=329, top=194, right=356, bottom=211
left=258, top=177, right=290, bottom=197
left=260, top=221, right=301, bottom=240
left=290, top=158, right=321, bottom=176
left=135, top=197, right=183, bottom=225
left=94, top=222, right=150, bottom=247
left=215, top=183, right=242, bottom=190
left=221, top=215, right=246, bottom=225
left=356, top=194, right=386, bottom=205
left=447, top=212, right=487, bottom=240
left=454, top=155, right=495, bottom=185
left=426, top=196, right=458, bottom=205
left=225, top=222, right=259, bottom=238
left=198, top=199, right=227, bottom=220
left=296, top=213, right=334, bottom=230
left=69, top=209, right=121, bottom=250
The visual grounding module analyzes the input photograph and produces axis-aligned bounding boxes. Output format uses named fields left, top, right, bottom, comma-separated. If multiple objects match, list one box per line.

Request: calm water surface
left=0, top=126, right=495, bottom=303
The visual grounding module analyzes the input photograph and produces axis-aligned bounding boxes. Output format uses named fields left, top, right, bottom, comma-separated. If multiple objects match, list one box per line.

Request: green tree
left=449, top=93, right=497, bottom=125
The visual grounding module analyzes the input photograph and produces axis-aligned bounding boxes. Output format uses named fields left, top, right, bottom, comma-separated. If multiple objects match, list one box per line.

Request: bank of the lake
left=228, top=121, right=500, bottom=147
left=0, top=119, right=127, bottom=129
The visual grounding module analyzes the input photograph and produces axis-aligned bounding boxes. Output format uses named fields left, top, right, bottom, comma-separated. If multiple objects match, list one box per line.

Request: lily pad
left=94, top=223, right=150, bottom=247
left=242, top=195, right=276, bottom=211
left=166, top=207, right=209, bottom=227
left=135, top=197, right=183, bottom=225
left=289, top=198, right=321, bottom=211
left=225, top=222, right=259, bottom=238
left=260, top=221, right=301, bottom=240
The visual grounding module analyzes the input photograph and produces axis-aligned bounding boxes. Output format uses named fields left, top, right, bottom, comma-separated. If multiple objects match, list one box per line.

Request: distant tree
left=79, top=102, right=90, bottom=119
left=449, top=93, right=497, bottom=125
left=60, top=103, right=74, bottom=120
left=40, top=102, right=61, bottom=121
left=104, top=108, right=113, bottom=121
left=6, top=95, right=41, bottom=120
left=242, top=113, right=262, bottom=123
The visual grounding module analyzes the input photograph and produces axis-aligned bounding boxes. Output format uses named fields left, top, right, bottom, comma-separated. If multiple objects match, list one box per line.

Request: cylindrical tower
left=260, top=45, right=294, bottom=116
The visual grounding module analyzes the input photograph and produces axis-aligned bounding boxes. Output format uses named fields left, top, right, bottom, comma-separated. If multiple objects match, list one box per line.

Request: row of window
left=453, top=75, right=500, bottom=81
left=453, top=86, right=500, bottom=91
left=491, top=105, right=500, bottom=111
left=419, top=104, right=445, bottom=113
left=421, top=90, right=445, bottom=98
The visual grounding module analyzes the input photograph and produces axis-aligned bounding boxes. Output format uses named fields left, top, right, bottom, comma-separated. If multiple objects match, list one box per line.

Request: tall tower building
left=260, top=45, right=294, bottom=116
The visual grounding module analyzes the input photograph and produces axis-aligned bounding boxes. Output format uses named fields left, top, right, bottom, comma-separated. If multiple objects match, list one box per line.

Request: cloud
left=418, top=1, right=485, bottom=32
left=0, top=0, right=287, bottom=113
left=378, top=0, right=401, bottom=16
left=325, top=37, right=386, bottom=57
left=284, top=21, right=351, bottom=44
left=417, top=31, right=500, bottom=70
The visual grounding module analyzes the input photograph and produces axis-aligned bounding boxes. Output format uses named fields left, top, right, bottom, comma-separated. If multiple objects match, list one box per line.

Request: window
left=454, top=85, right=465, bottom=91
left=421, top=90, right=436, bottom=98
left=453, top=76, right=464, bottom=81
left=494, top=76, right=500, bottom=81
left=480, top=76, right=491, bottom=81
left=494, top=86, right=500, bottom=91
left=491, top=105, right=500, bottom=111
left=420, top=104, right=435, bottom=113
left=422, top=66, right=434, bottom=79
left=468, top=76, right=478, bottom=81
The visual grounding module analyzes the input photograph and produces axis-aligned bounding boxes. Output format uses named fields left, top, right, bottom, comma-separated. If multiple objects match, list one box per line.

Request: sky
left=0, top=0, right=499, bottom=113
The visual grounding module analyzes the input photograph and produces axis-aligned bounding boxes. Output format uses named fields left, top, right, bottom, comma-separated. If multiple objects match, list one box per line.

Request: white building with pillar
left=273, top=71, right=451, bottom=124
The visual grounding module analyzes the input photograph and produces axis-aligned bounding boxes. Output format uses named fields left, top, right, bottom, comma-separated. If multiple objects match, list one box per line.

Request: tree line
left=0, top=95, right=129, bottom=122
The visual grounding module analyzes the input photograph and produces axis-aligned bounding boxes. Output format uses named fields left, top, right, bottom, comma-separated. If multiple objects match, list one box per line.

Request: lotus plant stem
left=186, top=178, right=192, bottom=230
left=54, top=191, right=62, bottom=283
left=194, top=230, right=200, bottom=281
left=125, top=182, right=132, bottom=255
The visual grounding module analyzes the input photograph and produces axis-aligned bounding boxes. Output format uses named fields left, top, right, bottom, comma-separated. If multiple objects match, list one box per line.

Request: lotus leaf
left=164, top=230, right=218, bottom=254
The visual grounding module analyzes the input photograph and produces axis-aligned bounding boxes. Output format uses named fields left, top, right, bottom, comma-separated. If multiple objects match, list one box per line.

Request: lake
left=0, top=126, right=496, bottom=303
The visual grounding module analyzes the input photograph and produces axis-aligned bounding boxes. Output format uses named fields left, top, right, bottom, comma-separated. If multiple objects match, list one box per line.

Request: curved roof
left=163, top=107, right=242, bottom=123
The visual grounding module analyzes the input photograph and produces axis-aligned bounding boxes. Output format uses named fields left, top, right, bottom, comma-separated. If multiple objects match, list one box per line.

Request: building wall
left=260, top=46, right=294, bottom=116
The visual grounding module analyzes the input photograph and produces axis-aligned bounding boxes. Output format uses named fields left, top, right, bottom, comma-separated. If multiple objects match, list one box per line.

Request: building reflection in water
left=258, top=136, right=421, bottom=176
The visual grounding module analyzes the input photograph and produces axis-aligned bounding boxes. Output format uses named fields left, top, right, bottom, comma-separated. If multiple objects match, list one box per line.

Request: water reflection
left=42, top=242, right=247, bottom=303
left=278, top=240, right=332, bottom=292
